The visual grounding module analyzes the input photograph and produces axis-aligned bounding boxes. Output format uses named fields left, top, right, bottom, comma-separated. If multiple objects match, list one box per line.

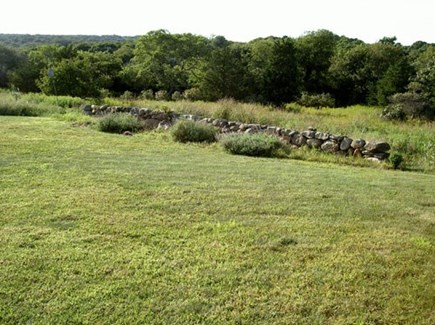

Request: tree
left=262, top=37, right=302, bottom=105
left=329, top=42, right=412, bottom=106
left=122, top=30, right=210, bottom=93
left=0, top=44, right=23, bottom=88
left=198, top=43, right=252, bottom=101
left=296, top=30, right=338, bottom=94
left=37, top=51, right=122, bottom=97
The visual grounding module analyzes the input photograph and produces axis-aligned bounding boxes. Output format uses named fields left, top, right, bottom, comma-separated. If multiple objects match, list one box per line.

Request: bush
left=155, top=90, right=170, bottom=101
left=171, top=120, right=217, bottom=143
left=140, top=89, right=154, bottom=100
left=171, top=91, right=184, bottom=101
left=382, top=92, right=434, bottom=121
left=220, top=133, right=289, bottom=158
left=389, top=153, right=404, bottom=170
left=97, top=113, right=143, bottom=133
left=120, top=91, right=135, bottom=101
left=183, top=88, right=202, bottom=101
left=283, top=102, right=302, bottom=113
left=297, top=92, right=335, bottom=108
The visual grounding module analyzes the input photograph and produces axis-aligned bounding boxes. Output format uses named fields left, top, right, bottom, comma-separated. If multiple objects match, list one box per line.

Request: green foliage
left=124, top=30, right=209, bottom=93
left=262, top=37, right=302, bottom=105
left=171, top=120, right=218, bottom=143
left=220, top=133, right=289, bottom=158
left=296, top=30, right=338, bottom=94
left=0, top=33, right=137, bottom=48
left=139, top=89, right=154, bottom=100
left=283, top=102, right=303, bottom=113
left=389, top=153, right=404, bottom=169
left=183, top=88, right=202, bottom=101
left=155, top=90, right=170, bottom=101
left=297, top=92, right=336, bottom=108
left=0, top=90, right=65, bottom=116
left=33, top=48, right=122, bottom=98
left=382, top=92, right=433, bottom=120
left=329, top=42, right=412, bottom=106
left=171, top=91, right=183, bottom=101
left=120, top=90, right=135, bottom=101
left=22, top=92, right=84, bottom=108
left=198, top=44, right=252, bottom=101
left=97, top=113, right=143, bottom=133
left=0, top=44, right=23, bottom=88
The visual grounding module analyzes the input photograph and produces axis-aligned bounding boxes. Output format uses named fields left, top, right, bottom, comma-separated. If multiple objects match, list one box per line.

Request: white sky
left=1, top=0, right=434, bottom=45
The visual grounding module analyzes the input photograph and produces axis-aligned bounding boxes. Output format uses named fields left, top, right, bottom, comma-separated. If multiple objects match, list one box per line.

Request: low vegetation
left=221, top=133, right=289, bottom=158
left=171, top=120, right=218, bottom=143
left=97, top=113, right=143, bottom=134
left=0, top=116, right=433, bottom=323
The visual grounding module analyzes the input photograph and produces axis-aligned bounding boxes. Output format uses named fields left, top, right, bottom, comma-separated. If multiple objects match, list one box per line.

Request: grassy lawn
left=0, top=116, right=434, bottom=324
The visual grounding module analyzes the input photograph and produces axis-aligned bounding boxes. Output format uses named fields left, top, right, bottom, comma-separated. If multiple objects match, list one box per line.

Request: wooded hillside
left=0, top=30, right=433, bottom=118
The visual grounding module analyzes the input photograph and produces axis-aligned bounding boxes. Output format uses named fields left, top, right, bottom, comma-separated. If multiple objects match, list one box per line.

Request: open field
left=0, top=116, right=434, bottom=324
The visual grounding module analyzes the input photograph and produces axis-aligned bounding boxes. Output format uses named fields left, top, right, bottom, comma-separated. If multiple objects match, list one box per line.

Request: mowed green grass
left=0, top=116, right=434, bottom=324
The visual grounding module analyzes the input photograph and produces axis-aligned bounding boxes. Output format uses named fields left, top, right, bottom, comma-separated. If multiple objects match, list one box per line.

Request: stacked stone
left=198, top=119, right=391, bottom=161
left=82, top=104, right=391, bottom=161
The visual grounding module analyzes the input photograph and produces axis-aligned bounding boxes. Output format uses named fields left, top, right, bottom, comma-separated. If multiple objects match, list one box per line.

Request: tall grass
left=0, top=90, right=90, bottom=123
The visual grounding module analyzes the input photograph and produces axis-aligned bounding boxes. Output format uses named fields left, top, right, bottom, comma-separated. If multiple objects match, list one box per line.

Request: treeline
left=0, top=34, right=137, bottom=47
left=0, top=30, right=433, bottom=113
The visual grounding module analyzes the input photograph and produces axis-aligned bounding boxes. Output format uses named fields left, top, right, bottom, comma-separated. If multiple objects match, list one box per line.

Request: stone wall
left=83, top=104, right=391, bottom=161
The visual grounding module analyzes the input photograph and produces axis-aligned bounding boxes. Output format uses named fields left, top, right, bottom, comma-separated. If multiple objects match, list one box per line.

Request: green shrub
left=140, top=89, right=154, bottom=100
left=389, top=153, right=404, bottom=170
left=297, top=92, right=335, bottom=108
left=220, top=133, right=289, bottom=158
left=171, top=91, right=184, bottom=101
left=382, top=92, right=434, bottom=121
left=97, top=113, right=143, bottom=133
left=283, top=102, right=302, bottom=113
left=155, top=90, right=170, bottom=101
left=171, top=120, right=217, bottom=143
left=183, top=88, right=202, bottom=101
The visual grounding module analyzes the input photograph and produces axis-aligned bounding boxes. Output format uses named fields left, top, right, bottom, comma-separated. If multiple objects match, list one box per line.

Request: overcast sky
left=1, top=0, right=434, bottom=45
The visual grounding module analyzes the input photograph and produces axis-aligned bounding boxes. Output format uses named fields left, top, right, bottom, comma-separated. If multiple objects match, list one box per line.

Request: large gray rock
left=302, top=130, right=316, bottom=139
left=340, top=137, right=353, bottom=151
left=321, top=141, right=339, bottom=152
left=329, top=134, right=344, bottom=142
left=351, top=139, right=366, bottom=149
left=307, top=138, right=323, bottom=149
left=82, top=104, right=92, bottom=115
left=266, top=126, right=277, bottom=134
left=157, top=121, right=172, bottom=130
left=292, top=134, right=307, bottom=147
left=315, top=132, right=330, bottom=141
left=364, top=141, right=391, bottom=153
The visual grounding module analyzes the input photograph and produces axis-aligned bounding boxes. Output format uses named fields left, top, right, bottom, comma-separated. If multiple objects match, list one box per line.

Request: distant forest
left=0, top=30, right=433, bottom=111
left=0, top=34, right=138, bottom=47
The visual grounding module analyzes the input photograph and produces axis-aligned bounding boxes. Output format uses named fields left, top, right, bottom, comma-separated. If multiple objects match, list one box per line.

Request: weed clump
left=171, top=120, right=218, bottom=143
left=97, top=113, right=143, bottom=133
left=221, top=133, right=289, bottom=158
